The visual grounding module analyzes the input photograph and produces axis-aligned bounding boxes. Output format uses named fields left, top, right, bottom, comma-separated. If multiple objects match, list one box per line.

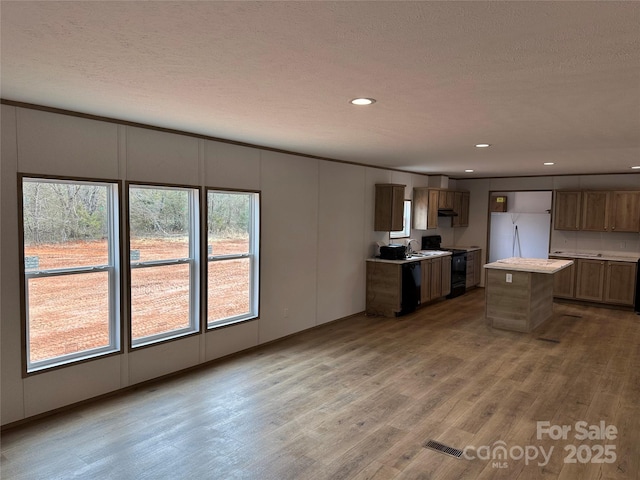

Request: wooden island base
left=485, top=268, right=555, bottom=332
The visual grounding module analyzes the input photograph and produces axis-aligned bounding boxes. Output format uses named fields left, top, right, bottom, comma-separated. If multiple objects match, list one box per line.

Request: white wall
left=1, top=105, right=435, bottom=425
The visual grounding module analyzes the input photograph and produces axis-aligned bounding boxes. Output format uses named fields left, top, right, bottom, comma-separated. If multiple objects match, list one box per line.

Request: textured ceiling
left=1, top=1, right=639, bottom=178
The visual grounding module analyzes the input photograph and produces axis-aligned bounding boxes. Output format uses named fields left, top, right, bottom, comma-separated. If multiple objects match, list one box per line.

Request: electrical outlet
left=506, top=273, right=513, bottom=283
left=284, top=307, right=289, bottom=318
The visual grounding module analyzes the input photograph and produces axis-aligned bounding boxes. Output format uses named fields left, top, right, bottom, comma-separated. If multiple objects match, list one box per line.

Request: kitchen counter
left=549, top=251, right=640, bottom=263
left=484, top=257, right=574, bottom=333
left=442, top=245, right=482, bottom=252
left=484, top=257, right=573, bottom=274
left=367, top=250, right=452, bottom=265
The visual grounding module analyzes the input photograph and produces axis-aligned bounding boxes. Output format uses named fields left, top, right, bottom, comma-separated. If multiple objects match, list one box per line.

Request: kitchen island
left=484, top=257, right=573, bottom=332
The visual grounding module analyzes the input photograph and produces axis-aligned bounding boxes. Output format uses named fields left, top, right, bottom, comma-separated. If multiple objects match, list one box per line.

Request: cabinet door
left=438, top=190, right=453, bottom=209
left=581, top=191, right=609, bottom=231
left=441, top=255, right=452, bottom=297
left=412, top=188, right=429, bottom=230
left=554, top=191, right=581, bottom=231
left=550, top=256, right=575, bottom=298
left=374, top=184, right=405, bottom=231
left=430, top=257, right=442, bottom=299
left=465, top=251, right=475, bottom=288
left=575, top=259, right=605, bottom=302
left=460, top=192, right=470, bottom=227
left=473, top=250, right=482, bottom=286
left=604, top=261, right=637, bottom=305
left=452, top=191, right=463, bottom=227
left=427, top=190, right=439, bottom=229
left=610, top=191, right=640, bottom=233
left=421, top=259, right=432, bottom=303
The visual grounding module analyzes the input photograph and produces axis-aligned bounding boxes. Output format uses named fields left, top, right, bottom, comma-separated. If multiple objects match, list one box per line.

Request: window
left=207, top=190, right=259, bottom=327
left=390, top=200, right=411, bottom=239
left=128, top=185, right=200, bottom=347
left=21, top=177, right=121, bottom=372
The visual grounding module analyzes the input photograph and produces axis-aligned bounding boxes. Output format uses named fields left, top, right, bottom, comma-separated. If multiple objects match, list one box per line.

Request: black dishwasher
left=400, top=262, right=421, bottom=315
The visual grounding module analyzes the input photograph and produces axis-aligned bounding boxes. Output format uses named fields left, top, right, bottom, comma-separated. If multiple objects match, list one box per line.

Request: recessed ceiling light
left=632, top=165, right=640, bottom=169
left=475, top=143, right=490, bottom=148
left=350, top=98, right=376, bottom=106
left=543, top=162, right=555, bottom=166
left=465, top=169, right=474, bottom=173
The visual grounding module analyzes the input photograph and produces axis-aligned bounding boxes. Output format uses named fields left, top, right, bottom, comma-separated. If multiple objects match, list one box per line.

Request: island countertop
left=484, top=257, right=573, bottom=274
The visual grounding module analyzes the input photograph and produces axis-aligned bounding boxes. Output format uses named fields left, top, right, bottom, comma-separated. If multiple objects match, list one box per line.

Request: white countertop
left=549, top=251, right=640, bottom=263
left=368, top=250, right=452, bottom=264
left=484, top=257, right=574, bottom=274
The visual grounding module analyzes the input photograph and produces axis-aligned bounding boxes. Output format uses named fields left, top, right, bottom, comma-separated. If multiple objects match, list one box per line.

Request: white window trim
left=23, top=179, right=121, bottom=373
left=207, top=190, right=260, bottom=329
left=129, top=185, right=200, bottom=348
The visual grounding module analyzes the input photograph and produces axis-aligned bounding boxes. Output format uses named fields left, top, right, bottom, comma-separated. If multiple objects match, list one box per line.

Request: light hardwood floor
left=2, top=288, right=639, bottom=479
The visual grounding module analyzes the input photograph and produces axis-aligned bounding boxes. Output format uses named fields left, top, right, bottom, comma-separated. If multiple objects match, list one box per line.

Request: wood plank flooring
left=2, top=288, right=639, bottom=479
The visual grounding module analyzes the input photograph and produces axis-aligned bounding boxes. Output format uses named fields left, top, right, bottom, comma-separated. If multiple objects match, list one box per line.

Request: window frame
left=126, top=182, right=201, bottom=349
left=19, top=174, right=122, bottom=374
left=390, top=199, right=412, bottom=239
left=206, top=188, right=260, bottom=329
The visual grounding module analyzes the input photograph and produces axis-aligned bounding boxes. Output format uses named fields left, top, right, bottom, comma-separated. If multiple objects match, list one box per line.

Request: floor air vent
left=537, top=337, right=560, bottom=343
left=424, top=439, right=464, bottom=458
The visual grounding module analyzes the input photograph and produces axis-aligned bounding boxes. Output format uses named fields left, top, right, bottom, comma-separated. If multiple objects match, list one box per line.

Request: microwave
left=379, top=244, right=406, bottom=260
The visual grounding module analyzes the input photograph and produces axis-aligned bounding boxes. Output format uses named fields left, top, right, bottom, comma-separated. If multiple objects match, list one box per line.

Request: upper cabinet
left=412, top=187, right=438, bottom=230
left=610, top=191, right=640, bottom=232
left=554, top=189, right=640, bottom=233
left=554, top=191, right=582, bottom=230
left=413, top=188, right=470, bottom=230
left=374, top=184, right=405, bottom=231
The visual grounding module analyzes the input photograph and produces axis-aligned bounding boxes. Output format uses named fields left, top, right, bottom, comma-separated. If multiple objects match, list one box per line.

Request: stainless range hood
left=437, top=208, right=458, bottom=217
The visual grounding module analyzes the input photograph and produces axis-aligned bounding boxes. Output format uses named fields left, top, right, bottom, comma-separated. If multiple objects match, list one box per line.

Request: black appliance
left=400, top=262, right=421, bottom=315
left=438, top=208, right=458, bottom=217
left=421, top=235, right=467, bottom=298
left=380, top=244, right=406, bottom=260
left=635, top=258, right=640, bottom=314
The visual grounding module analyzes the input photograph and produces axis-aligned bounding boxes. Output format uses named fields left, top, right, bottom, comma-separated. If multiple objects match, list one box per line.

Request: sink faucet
left=406, top=238, right=418, bottom=255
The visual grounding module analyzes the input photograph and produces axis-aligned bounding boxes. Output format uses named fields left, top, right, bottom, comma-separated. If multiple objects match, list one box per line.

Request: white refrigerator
left=489, top=212, right=551, bottom=263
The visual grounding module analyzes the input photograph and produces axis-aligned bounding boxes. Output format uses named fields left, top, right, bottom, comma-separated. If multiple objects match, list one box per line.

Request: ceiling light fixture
left=465, top=169, right=474, bottom=173
left=475, top=143, right=490, bottom=148
left=350, top=98, right=376, bottom=106
left=543, top=162, right=555, bottom=166
left=632, top=166, right=640, bottom=169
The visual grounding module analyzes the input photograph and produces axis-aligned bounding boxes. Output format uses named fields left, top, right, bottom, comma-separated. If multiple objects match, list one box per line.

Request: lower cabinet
left=466, top=249, right=483, bottom=288
left=366, top=257, right=452, bottom=317
left=550, top=256, right=575, bottom=298
left=604, top=261, right=637, bottom=305
left=550, top=256, right=637, bottom=307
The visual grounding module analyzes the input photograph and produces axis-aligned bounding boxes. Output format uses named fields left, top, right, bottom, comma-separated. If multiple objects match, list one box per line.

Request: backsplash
left=550, top=230, right=640, bottom=256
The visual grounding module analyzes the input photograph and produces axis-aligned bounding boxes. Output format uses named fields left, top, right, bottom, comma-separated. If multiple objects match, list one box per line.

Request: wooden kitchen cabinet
left=549, top=255, right=576, bottom=298
left=366, top=256, right=452, bottom=317
left=554, top=191, right=582, bottom=231
left=420, top=259, right=432, bottom=304
left=465, top=249, right=483, bottom=288
left=412, top=187, right=439, bottom=230
left=438, top=190, right=455, bottom=209
left=430, top=257, right=443, bottom=300
left=441, top=255, right=452, bottom=297
left=610, top=191, right=640, bottom=232
left=575, top=259, right=606, bottom=302
left=604, top=261, right=637, bottom=305
left=581, top=191, right=610, bottom=231
left=452, top=191, right=470, bottom=227
left=374, top=184, right=405, bottom=231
